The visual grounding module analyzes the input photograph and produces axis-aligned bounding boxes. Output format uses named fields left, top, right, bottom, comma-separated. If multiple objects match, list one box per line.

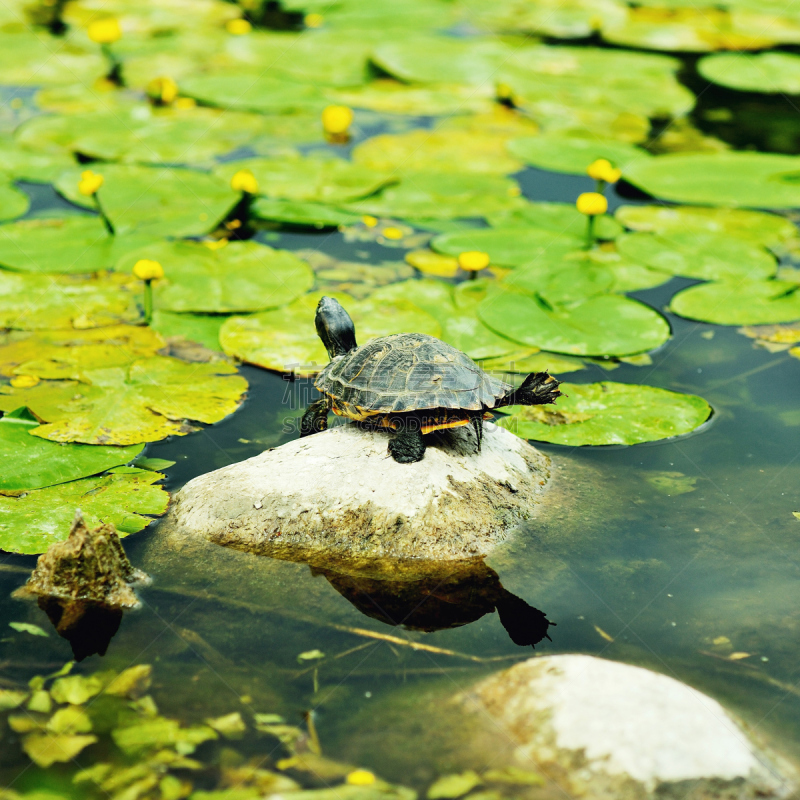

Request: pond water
left=2, top=22, right=800, bottom=799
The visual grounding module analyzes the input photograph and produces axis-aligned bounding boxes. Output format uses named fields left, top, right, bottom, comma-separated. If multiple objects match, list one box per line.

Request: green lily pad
left=55, top=165, right=238, bottom=238
left=0, top=357, right=248, bottom=445
left=699, top=52, right=800, bottom=94
left=117, top=241, right=314, bottom=313
left=0, top=408, right=143, bottom=492
left=432, top=228, right=582, bottom=267
left=615, top=204, right=799, bottom=253
left=623, top=152, right=800, bottom=208
left=669, top=279, right=800, bottom=325
left=352, top=130, right=523, bottom=175
left=21, top=733, right=98, bottom=767
left=220, top=292, right=441, bottom=375
left=0, top=138, right=76, bottom=183
left=369, top=280, right=517, bottom=360
left=16, top=107, right=267, bottom=166
left=497, top=381, right=711, bottom=445
left=181, top=71, right=325, bottom=114
left=479, top=287, right=670, bottom=356
left=0, top=32, right=104, bottom=87
left=0, top=272, right=140, bottom=330
left=488, top=202, right=623, bottom=240
left=0, top=217, right=156, bottom=274
left=214, top=156, right=393, bottom=203
left=478, top=349, right=587, bottom=375
left=616, top=231, right=777, bottom=280
left=0, top=183, right=29, bottom=221
left=507, top=135, right=649, bottom=176
left=150, top=311, right=225, bottom=351
left=0, top=468, right=168, bottom=555
left=503, top=259, right=615, bottom=306
left=112, top=717, right=217, bottom=756
left=251, top=198, right=362, bottom=228
left=346, top=173, right=525, bottom=222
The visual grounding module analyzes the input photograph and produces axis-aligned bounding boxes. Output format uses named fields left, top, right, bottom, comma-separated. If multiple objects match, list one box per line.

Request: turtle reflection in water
left=314, top=561, right=555, bottom=648
left=301, top=296, right=563, bottom=462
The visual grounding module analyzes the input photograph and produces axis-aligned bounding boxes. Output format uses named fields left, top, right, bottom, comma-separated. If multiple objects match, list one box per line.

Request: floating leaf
left=427, top=771, right=482, bottom=799
left=0, top=138, right=76, bottom=183
left=0, top=468, right=168, bottom=554
left=0, top=182, right=29, bottom=221
left=507, top=135, right=648, bottom=175
left=103, top=664, right=153, bottom=698
left=150, top=311, right=224, bottom=352
left=503, top=259, right=614, bottom=306
left=616, top=231, right=776, bottom=281
left=8, top=622, right=49, bottom=637
left=478, top=348, right=586, bottom=375
left=112, top=718, right=217, bottom=756
left=251, top=198, right=361, bottom=228
left=623, top=152, right=800, bottom=209
left=497, top=382, right=711, bottom=445
left=347, top=173, right=524, bottom=222
left=670, top=280, right=800, bottom=325
left=132, top=457, right=175, bottom=472
left=0, top=408, right=143, bottom=491
left=22, top=733, right=98, bottom=767
left=353, top=130, right=522, bottom=175
left=0, top=357, right=247, bottom=445
left=54, top=165, right=238, bottom=238
left=0, top=32, right=103, bottom=87
left=488, top=202, right=623, bottom=241
left=47, top=706, right=92, bottom=734
left=643, top=470, right=698, bottom=495
left=615, top=204, right=799, bottom=254
left=0, top=689, right=28, bottom=711
left=215, top=156, right=393, bottom=204
left=433, top=228, right=581, bottom=268
left=479, top=287, right=670, bottom=356
left=50, top=674, right=104, bottom=705
left=221, top=292, right=440, bottom=375
left=118, top=241, right=314, bottom=313
left=699, top=52, right=800, bottom=94
left=205, top=712, right=246, bottom=739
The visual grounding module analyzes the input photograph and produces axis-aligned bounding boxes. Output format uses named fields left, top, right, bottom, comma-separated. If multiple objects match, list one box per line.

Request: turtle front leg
left=300, top=398, right=329, bottom=437
left=388, top=422, right=426, bottom=463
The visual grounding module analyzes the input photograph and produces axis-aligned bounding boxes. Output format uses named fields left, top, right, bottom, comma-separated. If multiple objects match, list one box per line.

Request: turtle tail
left=498, top=371, right=562, bottom=408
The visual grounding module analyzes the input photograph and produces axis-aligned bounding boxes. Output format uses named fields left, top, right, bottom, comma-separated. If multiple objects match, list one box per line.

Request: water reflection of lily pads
left=215, top=156, right=394, bottom=203
left=433, top=228, right=581, bottom=267
left=0, top=272, right=140, bottom=330
left=624, top=152, right=800, bottom=208
left=670, top=279, right=800, bottom=325
left=479, top=287, right=670, bottom=356
left=0, top=357, right=248, bottom=445
left=221, top=292, right=440, bottom=375
left=55, top=165, right=238, bottom=238
left=353, top=130, right=522, bottom=175
left=0, top=467, right=168, bottom=555
left=118, top=241, right=314, bottom=313
left=616, top=231, right=777, bottom=281
left=699, top=52, right=800, bottom=94
left=347, top=173, right=525, bottom=222
left=252, top=198, right=362, bottom=228
left=615, top=204, right=799, bottom=253
left=0, top=408, right=143, bottom=492
left=497, top=382, right=711, bottom=445
left=508, top=135, right=649, bottom=175
left=488, top=202, right=623, bottom=240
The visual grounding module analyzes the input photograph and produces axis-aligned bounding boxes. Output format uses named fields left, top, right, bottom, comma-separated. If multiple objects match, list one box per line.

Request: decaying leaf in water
left=643, top=471, right=698, bottom=496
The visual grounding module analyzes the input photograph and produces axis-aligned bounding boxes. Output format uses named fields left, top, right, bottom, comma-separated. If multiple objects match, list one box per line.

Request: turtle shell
left=314, top=333, right=510, bottom=414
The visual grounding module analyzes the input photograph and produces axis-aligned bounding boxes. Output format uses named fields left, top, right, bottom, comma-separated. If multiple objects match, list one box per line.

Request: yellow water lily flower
left=226, top=18, right=251, bottom=35
left=230, top=169, right=259, bottom=195
left=10, top=375, right=40, bottom=388
left=587, top=158, right=622, bottom=184
left=78, top=170, right=104, bottom=196
left=305, top=12, right=324, bottom=27
left=87, top=18, right=121, bottom=44
left=146, top=76, right=179, bottom=105
left=322, top=105, right=354, bottom=136
left=381, top=226, right=404, bottom=240
left=576, top=192, right=608, bottom=216
left=361, top=215, right=378, bottom=228
left=132, top=259, right=164, bottom=281
left=457, top=251, right=491, bottom=271
left=346, top=770, right=376, bottom=786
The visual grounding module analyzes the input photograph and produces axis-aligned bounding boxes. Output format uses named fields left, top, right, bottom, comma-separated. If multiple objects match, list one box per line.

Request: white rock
left=464, top=654, right=796, bottom=797
left=170, top=421, right=550, bottom=562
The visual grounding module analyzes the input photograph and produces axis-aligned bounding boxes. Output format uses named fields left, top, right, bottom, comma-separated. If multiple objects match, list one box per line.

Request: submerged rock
left=462, top=654, right=797, bottom=798
left=170, top=421, right=551, bottom=562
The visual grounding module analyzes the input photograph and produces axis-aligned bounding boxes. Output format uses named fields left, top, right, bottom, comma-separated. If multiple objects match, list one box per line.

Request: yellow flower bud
left=457, top=251, right=491, bottom=271
left=78, top=169, right=104, bottom=196
left=346, top=770, right=376, bottom=786
left=87, top=18, right=121, bottom=44
left=576, top=192, right=608, bottom=216
left=322, top=105, right=353, bottom=136
left=226, top=18, right=251, bottom=35
left=230, top=169, right=259, bottom=195
left=175, top=97, right=196, bottom=109
left=587, top=158, right=621, bottom=183
left=305, top=12, right=324, bottom=27
left=10, top=374, right=40, bottom=388
left=132, top=259, right=164, bottom=281
left=381, top=226, right=403, bottom=240
left=146, top=76, right=179, bottom=105
left=361, top=215, right=378, bottom=228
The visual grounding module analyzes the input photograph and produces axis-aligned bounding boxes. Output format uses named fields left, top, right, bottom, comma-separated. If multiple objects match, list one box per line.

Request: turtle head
left=315, top=296, right=357, bottom=359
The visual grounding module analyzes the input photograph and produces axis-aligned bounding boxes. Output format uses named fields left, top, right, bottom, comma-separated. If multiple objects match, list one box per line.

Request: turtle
left=300, top=296, right=562, bottom=463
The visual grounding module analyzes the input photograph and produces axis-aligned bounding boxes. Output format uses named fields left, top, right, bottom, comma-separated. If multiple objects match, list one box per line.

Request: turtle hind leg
left=388, top=423, right=426, bottom=463
left=471, top=415, right=484, bottom=453
left=300, top=398, right=329, bottom=437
